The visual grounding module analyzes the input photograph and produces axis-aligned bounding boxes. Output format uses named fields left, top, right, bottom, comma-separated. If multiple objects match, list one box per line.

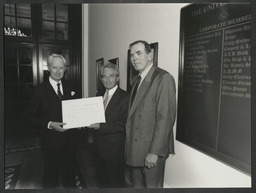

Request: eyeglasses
left=101, top=75, right=117, bottom=80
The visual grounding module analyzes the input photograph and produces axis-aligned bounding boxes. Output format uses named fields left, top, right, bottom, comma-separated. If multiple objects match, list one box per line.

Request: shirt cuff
left=47, top=121, right=52, bottom=129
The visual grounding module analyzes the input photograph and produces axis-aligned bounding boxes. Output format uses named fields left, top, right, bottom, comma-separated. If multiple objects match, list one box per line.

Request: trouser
left=96, top=156, right=125, bottom=188
left=125, top=157, right=166, bottom=188
left=42, top=130, right=76, bottom=188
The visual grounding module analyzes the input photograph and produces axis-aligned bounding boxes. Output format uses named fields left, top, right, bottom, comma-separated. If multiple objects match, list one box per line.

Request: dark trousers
left=42, top=130, right=76, bottom=188
left=96, top=155, right=125, bottom=188
left=125, top=157, right=166, bottom=188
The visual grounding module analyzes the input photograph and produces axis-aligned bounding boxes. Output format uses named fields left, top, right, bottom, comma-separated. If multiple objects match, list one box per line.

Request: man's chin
left=134, top=67, right=140, bottom=71
left=134, top=65, right=143, bottom=71
left=51, top=77, right=62, bottom=82
left=105, top=86, right=115, bottom=90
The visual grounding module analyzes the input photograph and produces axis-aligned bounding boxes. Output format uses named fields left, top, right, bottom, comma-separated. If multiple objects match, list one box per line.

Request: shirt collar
left=139, top=63, right=153, bottom=80
left=49, top=76, right=62, bottom=87
left=106, top=85, right=118, bottom=96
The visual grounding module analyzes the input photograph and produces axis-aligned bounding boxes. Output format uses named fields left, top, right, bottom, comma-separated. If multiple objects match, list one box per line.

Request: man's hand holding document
left=62, top=96, right=105, bottom=129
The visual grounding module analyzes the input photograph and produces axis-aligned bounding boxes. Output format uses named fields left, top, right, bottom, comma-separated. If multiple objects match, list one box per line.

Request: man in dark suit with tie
left=26, top=54, right=77, bottom=188
left=126, top=40, right=176, bottom=188
left=89, top=63, right=129, bottom=188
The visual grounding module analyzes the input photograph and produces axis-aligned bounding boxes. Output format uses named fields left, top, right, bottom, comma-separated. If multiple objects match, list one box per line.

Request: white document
left=62, top=96, right=106, bottom=129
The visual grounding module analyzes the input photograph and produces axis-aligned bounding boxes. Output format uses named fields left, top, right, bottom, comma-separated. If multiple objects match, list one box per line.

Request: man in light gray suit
left=125, top=40, right=176, bottom=188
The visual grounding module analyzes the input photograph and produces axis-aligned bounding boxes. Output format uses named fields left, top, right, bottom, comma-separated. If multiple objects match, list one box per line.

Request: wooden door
left=4, top=3, right=82, bottom=138
left=4, top=42, right=37, bottom=138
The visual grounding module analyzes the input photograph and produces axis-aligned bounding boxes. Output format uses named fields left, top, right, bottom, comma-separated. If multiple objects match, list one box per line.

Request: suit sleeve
left=98, top=94, right=129, bottom=135
left=149, top=73, right=176, bottom=156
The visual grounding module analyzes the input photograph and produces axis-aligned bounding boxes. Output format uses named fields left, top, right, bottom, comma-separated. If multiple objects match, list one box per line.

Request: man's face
left=48, top=57, right=66, bottom=82
left=130, top=42, right=152, bottom=73
left=101, top=67, right=119, bottom=90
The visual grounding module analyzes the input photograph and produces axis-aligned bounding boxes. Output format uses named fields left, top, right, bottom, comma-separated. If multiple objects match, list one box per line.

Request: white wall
left=87, top=3, right=184, bottom=96
left=83, top=3, right=251, bottom=188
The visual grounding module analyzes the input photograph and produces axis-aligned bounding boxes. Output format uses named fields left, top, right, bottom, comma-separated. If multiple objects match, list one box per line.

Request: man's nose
left=132, top=55, right=138, bottom=61
left=56, top=68, right=61, bottom=73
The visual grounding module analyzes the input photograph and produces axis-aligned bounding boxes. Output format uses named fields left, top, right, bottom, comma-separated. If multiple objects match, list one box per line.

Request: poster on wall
left=177, top=3, right=251, bottom=174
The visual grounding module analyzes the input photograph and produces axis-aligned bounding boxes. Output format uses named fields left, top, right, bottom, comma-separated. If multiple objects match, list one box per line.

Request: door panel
left=4, top=42, right=37, bottom=138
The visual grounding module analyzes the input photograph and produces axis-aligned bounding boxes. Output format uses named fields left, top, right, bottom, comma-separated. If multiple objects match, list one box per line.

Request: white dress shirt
left=103, top=85, right=118, bottom=109
left=138, top=63, right=153, bottom=89
left=49, top=76, right=63, bottom=95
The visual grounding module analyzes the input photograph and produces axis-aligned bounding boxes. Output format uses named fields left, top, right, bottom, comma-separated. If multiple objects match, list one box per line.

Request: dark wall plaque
left=177, top=3, right=251, bottom=174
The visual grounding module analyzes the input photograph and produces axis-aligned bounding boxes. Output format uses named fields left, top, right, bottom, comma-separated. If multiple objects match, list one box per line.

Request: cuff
left=47, top=121, right=52, bottom=129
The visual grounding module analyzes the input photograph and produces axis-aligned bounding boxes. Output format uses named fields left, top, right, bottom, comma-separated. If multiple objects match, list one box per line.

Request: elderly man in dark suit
left=26, top=54, right=77, bottom=188
left=125, top=40, right=176, bottom=188
left=89, top=63, right=129, bottom=188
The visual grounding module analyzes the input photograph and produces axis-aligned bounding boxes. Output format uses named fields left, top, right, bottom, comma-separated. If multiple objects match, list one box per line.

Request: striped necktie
left=57, top=83, right=63, bottom=100
left=103, top=90, right=109, bottom=109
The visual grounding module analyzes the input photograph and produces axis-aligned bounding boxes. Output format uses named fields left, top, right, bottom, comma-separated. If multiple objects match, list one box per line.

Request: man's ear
left=148, top=51, right=153, bottom=62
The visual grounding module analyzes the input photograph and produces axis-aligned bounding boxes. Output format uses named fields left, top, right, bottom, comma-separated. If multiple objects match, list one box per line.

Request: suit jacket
left=96, top=87, right=129, bottom=160
left=126, top=66, right=176, bottom=167
left=26, top=79, right=76, bottom=136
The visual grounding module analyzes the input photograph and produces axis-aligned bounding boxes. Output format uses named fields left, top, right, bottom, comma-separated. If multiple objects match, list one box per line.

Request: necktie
left=57, top=83, right=63, bottom=100
left=130, top=75, right=141, bottom=107
left=103, top=90, right=109, bottom=109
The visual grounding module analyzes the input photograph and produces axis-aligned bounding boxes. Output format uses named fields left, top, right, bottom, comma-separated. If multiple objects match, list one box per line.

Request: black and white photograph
left=1, top=1, right=255, bottom=193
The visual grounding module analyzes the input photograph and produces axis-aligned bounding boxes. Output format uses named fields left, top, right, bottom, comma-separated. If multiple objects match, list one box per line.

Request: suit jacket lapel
left=105, top=87, right=121, bottom=114
left=46, top=79, right=69, bottom=100
left=45, top=79, right=59, bottom=99
left=44, top=80, right=62, bottom=113
left=62, top=81, right=69, bottom=100
left=128, top=66, right=156, bottom=119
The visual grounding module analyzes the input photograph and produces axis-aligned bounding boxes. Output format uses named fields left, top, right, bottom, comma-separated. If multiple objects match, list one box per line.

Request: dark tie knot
left=137, top=75, right=141, bottom=82
left=135, top=75, right=142, bottom=89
